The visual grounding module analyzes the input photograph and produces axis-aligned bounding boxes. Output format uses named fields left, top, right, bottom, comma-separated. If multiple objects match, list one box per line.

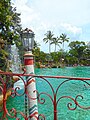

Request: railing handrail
left=0, top=71, right=90, bottom=80
left=0, top=71, right=90, bottom=119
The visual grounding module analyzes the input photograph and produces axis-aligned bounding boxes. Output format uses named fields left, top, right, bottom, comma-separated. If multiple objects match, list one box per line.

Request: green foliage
left=43, top=31, right=55, bottom=53
left=60, top=33, right=69, bottom=50
left=0, top=0, right=21, bottom=45
left=69, top=41, right=87, bottom=63
left=35, top=36, right=89, bottom=67
left=50, top=37, right=62, bottom=52
left=0, top=0, right=22, bottom=71
left=0, top=48, right=8, bottom=71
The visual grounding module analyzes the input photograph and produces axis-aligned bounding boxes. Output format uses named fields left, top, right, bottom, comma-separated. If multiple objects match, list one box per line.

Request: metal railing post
left=54, top=94, right=57, bottom=120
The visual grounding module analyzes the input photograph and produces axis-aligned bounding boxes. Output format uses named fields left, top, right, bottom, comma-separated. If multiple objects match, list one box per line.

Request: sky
left=11, top=0, right=90, bottom=53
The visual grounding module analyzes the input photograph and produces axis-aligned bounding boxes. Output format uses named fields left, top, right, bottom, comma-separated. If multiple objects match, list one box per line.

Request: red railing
left=0, top=71, right=90, bottom=120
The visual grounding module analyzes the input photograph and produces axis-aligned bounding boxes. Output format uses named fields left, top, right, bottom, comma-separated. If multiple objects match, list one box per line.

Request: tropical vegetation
left=0, top=0, right=90, bottom=71
left=0, top=0, right=21, bottom=71
left=34, top=37, right=90, bottom=68
left=43, top=31, right=54, bottom=54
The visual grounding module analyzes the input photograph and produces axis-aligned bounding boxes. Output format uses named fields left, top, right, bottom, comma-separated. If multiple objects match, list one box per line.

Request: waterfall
left=10, top=44, right=24, bottom=89
left=10, top=44, right=21, bottom=73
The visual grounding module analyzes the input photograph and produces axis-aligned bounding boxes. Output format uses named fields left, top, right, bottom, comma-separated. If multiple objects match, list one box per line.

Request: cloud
left=60, top=23, right=82, bottom=35
left=12, top=0, right=40, bottom=27
left=11, top=0, right=90, bottom=52
left=29, top=0, right=90, bottom=26
left=13, top=0, right=90, bottom=28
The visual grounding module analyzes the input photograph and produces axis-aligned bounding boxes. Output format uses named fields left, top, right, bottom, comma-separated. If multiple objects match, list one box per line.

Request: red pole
left=3, top=83, right=7, bottom=118
left=54, top=94, right=57, bottom=120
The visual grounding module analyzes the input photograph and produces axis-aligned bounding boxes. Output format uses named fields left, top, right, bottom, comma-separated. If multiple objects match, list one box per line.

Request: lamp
left=21, top=28, right=34, bottom=51
left=20, top=28, right=38, bottom=118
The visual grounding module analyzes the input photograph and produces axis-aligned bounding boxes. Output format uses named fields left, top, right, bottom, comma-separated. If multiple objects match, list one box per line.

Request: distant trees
left=43, top=31, right=70, bottom=53
left=60, top=33, right=69, bottom=50
left=50, top=37, right=62, bottom=52
left=0, top=0, right=89, bottom=70
left=41, top=31, right=90, bottom=67
left=68, top=41, right=86, bottom=64
left=43, top=31, right=54, bottom=53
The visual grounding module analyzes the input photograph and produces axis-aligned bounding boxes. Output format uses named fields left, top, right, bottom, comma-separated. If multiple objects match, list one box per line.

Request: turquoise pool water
left=1, top=66, right=90, bottom=120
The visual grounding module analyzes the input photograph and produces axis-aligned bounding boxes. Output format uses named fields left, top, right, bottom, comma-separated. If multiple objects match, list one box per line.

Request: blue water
left=0, top=66, right=90, bottom=120
left=35, top=66, right=90, bottom=120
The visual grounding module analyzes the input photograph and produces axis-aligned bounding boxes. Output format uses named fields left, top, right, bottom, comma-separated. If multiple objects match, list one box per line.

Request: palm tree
left=50, top=37, right=62, bottom=52
left=59, top=33, right=69, bottom=67
left=43, top=31, right=54, bottom=53
left=34, top=40, right=40, bottom=49
left=60, top=33, right=69, bottom=50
